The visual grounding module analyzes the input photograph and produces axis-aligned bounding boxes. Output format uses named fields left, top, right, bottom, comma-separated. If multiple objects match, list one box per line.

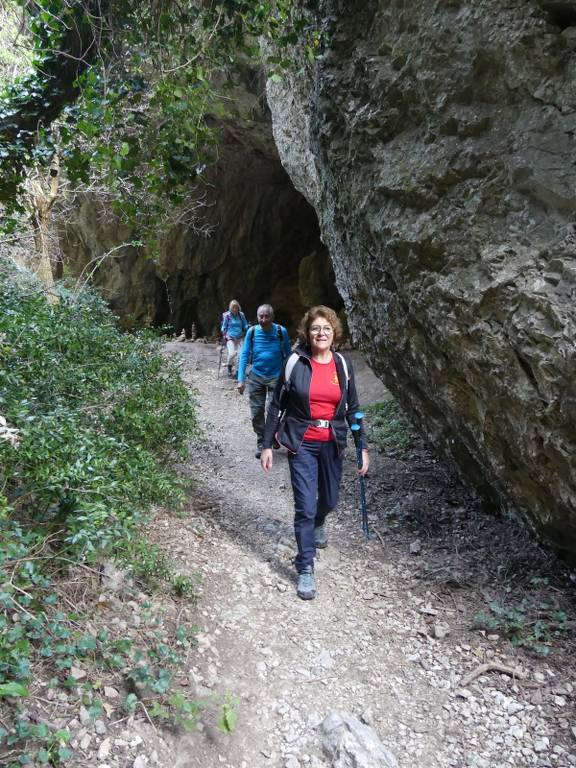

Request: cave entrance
left=167, top=140, right=342, bottom=339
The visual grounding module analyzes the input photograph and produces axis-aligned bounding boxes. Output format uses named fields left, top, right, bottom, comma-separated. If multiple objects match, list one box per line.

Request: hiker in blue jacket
left=221, top=300, right=248, bottom=378
left=260, top=305, right=369, bottom=601
left=237, top=304, right=291, bottom=458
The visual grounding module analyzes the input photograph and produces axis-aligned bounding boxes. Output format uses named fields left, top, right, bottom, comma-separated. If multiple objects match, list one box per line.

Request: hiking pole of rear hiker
left=217, top=340, right=225, bottom=378
left=351, top=412, right=371, bottom=540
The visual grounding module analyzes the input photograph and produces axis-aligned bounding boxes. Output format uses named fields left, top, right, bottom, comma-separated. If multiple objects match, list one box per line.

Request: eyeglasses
left=310, top=325, right=333, bottom=335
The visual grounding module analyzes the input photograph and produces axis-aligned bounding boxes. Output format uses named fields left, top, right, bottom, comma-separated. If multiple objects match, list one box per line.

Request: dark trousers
left=288, top=440, right=344, bottom=572
left=247, top=372, right=277, bottom=447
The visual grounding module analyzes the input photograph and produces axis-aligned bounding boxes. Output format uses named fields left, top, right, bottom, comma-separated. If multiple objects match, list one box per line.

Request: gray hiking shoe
left=297, top=566, right=316, bottom=600
left=314, top=524, right=328, bottom=549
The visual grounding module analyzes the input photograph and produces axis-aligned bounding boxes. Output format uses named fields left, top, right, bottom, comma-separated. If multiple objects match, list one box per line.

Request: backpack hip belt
left=292, top=416, right=346, bottom=428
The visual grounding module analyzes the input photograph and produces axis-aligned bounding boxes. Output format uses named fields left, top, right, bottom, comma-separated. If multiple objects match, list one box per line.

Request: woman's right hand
left=260, top=448, right=273, bottom=472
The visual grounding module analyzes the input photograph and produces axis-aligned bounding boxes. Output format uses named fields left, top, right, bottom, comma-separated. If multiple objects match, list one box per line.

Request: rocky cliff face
left=61, top=70, right=341, bottom=335
left=267, top=0, right=576, bottom=557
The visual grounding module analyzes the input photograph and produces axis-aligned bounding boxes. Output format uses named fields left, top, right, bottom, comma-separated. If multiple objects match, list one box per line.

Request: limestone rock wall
left=267, top=0, right=576, bottom=557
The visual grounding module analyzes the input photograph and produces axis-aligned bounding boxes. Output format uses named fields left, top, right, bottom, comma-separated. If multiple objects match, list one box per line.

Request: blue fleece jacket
left=221, top=311, right=248, bottom=339
left=237, top=324, right=291, bottom=383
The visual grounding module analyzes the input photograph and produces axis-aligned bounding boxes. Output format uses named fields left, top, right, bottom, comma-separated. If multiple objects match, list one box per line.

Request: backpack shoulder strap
left=284, top=352, right=300, bottom=388
left=275, top=323, right=288, bottom=361
left=335, top=352, right=349, bottom=386
left=335, top=352, right=350, bottom=412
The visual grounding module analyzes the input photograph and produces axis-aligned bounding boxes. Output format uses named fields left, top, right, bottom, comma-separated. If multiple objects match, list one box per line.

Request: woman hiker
left=260, top=305, right=369, bottom=600
left=220, top=299, right=248, bottom=378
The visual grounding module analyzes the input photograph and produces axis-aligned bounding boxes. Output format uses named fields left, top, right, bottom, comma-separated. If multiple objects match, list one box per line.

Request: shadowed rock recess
left=61, top=70, right=341, bottom=335
left=266, top=1, right=576, bottom=558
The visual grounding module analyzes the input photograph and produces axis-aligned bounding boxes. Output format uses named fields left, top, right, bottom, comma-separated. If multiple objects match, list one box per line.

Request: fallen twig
left=461, top=662, right=527, bottom=687
left=138, top=701, right=158, bottom=733
left=371, top=528, right=386, bottom=549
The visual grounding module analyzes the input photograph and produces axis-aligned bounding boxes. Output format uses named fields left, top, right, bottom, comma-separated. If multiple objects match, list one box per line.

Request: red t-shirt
left=303, top=357, right=341, bottom=442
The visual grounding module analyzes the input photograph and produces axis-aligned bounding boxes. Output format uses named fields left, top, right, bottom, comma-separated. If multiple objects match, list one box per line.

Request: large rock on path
left=322, top=712, right=399, bottom=768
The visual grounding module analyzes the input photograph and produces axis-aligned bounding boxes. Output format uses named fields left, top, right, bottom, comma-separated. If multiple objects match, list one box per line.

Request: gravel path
left=159, top=340, right=576, bottom=768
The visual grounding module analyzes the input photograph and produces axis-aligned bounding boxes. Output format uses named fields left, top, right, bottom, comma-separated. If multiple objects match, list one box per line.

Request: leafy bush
left=0, top=259, right=196, bottom=555
left=117, top=537, right=198, bottom=598
left=473, top=597, right=568, bottom=656
left=0, top=258, right=197, bottom=763
left=363, top=399, right=417, bottom=456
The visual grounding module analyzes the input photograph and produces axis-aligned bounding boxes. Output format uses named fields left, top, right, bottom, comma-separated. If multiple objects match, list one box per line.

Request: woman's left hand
left=358, top=448, right=369, bottom=477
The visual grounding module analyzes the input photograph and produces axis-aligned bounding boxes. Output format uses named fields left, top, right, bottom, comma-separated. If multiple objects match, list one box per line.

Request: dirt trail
left=157, top=340, right=576, bottom=768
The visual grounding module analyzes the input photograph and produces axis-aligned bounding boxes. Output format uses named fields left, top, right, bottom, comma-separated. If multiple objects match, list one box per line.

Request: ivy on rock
left=0, top=0, right=323, bottom=242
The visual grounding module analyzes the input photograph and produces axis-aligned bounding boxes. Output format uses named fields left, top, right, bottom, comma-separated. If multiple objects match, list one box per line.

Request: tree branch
left=0, top=1, right=109, bottom=202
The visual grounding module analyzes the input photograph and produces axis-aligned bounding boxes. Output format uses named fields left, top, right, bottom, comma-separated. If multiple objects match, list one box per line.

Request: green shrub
left=0, top=260, right=196, bottom=557
left=0, top=258, right=198, bottom=764
left=363, top=399, right=417, bottom=456
left=473, top=598, right=568, bottom=656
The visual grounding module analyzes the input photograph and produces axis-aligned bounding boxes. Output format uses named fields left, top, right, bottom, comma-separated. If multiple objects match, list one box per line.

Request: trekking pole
left=351, top=412, right=371, bottom=540
left=217, top=340, right=225, bottom=378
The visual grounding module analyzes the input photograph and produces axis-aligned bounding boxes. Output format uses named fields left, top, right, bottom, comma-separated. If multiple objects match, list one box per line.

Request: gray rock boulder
left=266, top=0, right=576, bottom=559
left=322, top=712, right=399, bottom=768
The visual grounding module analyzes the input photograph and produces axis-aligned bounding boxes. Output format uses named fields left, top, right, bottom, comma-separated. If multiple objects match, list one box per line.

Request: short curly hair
left=296, top=305, right=343, bottom=345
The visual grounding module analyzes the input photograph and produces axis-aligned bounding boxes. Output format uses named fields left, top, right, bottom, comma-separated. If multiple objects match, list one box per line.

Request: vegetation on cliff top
left=0, top=0, right=322, bottom=246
